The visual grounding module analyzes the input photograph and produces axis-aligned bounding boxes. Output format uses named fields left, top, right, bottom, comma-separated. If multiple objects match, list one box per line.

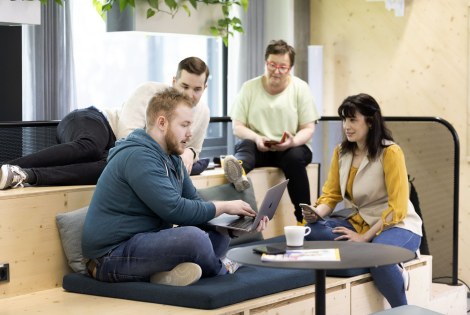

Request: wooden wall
left=310, top=0, right=470, bottom=285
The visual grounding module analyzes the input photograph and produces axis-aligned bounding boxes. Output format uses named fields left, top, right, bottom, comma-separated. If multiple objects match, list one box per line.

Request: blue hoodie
left=82, top=128, right=216, bottom=259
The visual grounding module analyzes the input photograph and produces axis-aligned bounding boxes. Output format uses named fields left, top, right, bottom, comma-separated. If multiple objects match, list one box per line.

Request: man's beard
left=165, top=128, right=184, bottom=155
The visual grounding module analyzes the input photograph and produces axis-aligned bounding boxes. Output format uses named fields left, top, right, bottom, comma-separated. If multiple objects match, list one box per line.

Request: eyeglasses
left=266, top=62, right=290, bottom=74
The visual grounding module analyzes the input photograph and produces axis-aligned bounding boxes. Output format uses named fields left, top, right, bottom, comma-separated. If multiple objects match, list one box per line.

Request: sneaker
left=0, top=164, right=28, bottom=190
left=399, top=263, right=410, bottom=291
left=150, top=262, right=202, bottom=286
left=221, top=257, right=241, bottom=274
left=223, top=155, right=250, bottom=192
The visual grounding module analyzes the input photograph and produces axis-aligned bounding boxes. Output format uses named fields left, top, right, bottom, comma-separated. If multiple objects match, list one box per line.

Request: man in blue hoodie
left=82, top=87, right=269, bottom=286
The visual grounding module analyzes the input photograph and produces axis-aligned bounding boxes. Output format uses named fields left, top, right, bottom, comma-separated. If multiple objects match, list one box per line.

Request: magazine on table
left=261, top=248, right=341, bottom=262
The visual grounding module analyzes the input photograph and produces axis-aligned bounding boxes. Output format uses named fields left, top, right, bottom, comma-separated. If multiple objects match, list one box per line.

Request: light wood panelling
left=310, top=0, right=470, bottom=287
left=0, top=186, right=95, bottom=298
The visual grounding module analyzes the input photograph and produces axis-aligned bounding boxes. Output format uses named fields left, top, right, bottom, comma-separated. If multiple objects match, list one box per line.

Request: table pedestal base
left=315, top=269, right=326, bottom=315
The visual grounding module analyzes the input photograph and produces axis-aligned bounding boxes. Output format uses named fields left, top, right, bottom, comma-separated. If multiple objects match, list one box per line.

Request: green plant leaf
left=148, top=0, right=159, bottom=9
left=231, top=17, right=241, bottom=25
left=210, top=26, right=219, bottom=37
left=241, top=0, right=249, bottom=11
left=164, top=0, right=178, bottom=10
left=217, top=19, right=228, bottom=27
left=102, top=3, right=113, bottom=12
left=86, top=0, right=249, bottom=47
left=189, top=0, right=197, bottom=9
left=182, top=4, right=191, bottom=16
left=222, top=5, right=229, bottom=16
left=147, top=8, right=156, bottom=18
left=233, top=25, right=243, bottom=33
left=118, top=0, right=129, bottom=12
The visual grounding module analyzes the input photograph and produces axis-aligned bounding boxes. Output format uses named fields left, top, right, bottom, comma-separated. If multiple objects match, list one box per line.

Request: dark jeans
left=93, top=226, right=231, bottom=283
left=234, top=139, right=313, bottom=222
left=9, top=106, right=115, bottom=186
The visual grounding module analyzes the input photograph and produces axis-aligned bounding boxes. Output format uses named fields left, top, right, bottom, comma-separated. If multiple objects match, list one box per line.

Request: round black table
left=227, top=241, right=415, bottom=315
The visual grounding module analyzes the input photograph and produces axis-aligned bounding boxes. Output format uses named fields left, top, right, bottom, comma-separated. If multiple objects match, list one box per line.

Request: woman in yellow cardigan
left=303, top=93, right=422, bottom=308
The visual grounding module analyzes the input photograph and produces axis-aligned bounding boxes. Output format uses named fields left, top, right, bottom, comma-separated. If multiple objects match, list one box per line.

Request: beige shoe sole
left=223, top=156, right=251, bottom=192
left=150, top=262, right=202, bottom=286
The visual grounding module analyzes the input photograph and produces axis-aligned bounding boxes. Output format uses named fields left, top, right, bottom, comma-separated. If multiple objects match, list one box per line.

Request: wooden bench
left=0, top=165, right=466, bottom=314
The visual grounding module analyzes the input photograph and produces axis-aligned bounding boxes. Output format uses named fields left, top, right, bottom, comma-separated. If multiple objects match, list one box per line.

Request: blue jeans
left=93, top=226, right=231, bottom=283
left=305, top=218, right=421, bottom=307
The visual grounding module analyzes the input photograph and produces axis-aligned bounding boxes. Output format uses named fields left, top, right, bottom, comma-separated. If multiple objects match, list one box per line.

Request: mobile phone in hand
left=264, top=140, right=279, bottom=147
left=299, top=203, right=325, bottom=221
left=252, top=245, right=286, bottom=255
left=264, top=132, right=288, bottom=147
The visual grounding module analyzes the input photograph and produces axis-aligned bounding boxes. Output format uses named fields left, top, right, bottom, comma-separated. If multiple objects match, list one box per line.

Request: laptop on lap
left=207, top=179, right=289, bottom=233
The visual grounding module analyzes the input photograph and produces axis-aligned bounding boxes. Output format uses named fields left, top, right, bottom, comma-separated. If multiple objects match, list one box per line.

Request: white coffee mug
left=284, top=225, right=312, bottom=247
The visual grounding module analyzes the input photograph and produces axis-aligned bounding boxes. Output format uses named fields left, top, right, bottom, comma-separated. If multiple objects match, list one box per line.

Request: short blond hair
left=146, top=87, right=192, bottom=128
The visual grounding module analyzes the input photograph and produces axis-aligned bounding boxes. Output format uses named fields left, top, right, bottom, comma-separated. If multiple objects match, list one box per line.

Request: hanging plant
left=39, top=0, right=64, bottom=4
left=92, top=0, right=249, bottom=46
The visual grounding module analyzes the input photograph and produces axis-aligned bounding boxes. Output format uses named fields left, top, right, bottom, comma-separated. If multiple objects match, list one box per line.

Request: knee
left=77, top=138, right=106, bottom=160
left=282, top=148, right=311, bottom=166
left=177, top=226, right=213, bottom=251
left=234, top=140, right=256, bottom=171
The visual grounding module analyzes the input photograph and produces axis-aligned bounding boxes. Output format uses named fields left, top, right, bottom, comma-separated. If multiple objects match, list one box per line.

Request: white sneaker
left=223, top=155, right=250, bottom=192
left=0, top=164, right=27, bottom=190
left=221, top=257, right=241, bottom=274
left=399, top=263, right=410, bottom=291
left=150, top=262, right=202, bottom=286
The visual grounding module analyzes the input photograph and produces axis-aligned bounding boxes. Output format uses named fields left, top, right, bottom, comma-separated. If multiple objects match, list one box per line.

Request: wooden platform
left=0, top=165, right=466, bottom=314
left=1, top=256, right=466, bottom=315
left=0, top=165, right=318, bottom=298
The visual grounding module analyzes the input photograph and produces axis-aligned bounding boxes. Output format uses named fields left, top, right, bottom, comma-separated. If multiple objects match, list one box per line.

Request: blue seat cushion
left=63, top=264, right=315, bottom=309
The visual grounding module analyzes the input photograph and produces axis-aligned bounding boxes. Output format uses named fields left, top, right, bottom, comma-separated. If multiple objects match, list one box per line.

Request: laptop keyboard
left=227, top=217, right=254, bottom=230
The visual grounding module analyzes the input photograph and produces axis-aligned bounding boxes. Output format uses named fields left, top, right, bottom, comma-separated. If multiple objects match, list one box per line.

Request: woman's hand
left=302, top=205, right=320, bottom=223
left=255, top=216, right=269, bottom=232
left=332, top=227, right=367, bottom=242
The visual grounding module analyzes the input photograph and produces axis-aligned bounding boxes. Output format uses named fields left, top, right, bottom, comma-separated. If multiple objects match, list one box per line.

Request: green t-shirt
left=230, top=76, right=320, bottom=142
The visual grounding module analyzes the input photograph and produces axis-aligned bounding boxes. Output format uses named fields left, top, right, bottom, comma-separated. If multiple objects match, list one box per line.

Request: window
left=70, top=1, right=227, bottom=158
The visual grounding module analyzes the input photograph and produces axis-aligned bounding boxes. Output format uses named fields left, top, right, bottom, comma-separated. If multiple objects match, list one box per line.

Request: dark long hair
left=338, top=93, right=393, bottom=160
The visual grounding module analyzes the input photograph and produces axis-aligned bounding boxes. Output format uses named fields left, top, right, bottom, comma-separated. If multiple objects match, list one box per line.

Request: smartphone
left=299, top=203, right=325, bottom=221
left=264, top=140, right=279, bottom=147
left=252, top=245, right=286, bottom=255
left=264, top=132, right=288, bottom=147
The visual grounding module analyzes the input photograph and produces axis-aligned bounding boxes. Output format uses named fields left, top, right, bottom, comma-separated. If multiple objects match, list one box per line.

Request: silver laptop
left=207, top=179, right=289, bottom=232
